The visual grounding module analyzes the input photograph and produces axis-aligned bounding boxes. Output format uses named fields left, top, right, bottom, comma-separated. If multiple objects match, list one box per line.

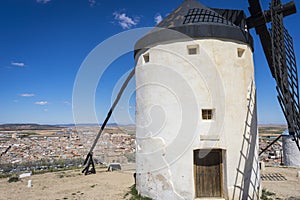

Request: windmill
left=247, top=0, right=300, bottom=155
left=82, top=0, right=298, bottom=199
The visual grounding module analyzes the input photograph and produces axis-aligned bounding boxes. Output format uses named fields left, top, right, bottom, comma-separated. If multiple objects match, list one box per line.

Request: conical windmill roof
left=156, top=0, right=234, bottom=28
left=135, top=0, right=253, bottom=59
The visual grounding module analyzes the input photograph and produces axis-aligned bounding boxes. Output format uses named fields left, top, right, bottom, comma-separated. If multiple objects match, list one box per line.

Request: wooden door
left=194, top=149, right=223, bottom=198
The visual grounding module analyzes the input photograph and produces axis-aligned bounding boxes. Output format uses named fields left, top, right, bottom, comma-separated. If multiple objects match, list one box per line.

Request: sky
left=0, top=0, right=299, bottom=125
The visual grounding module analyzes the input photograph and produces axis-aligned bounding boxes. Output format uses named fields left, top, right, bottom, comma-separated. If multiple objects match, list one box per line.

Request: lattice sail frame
left=270, top=0, right=300, bottom=150
left=183, top=8, right=234, bottom=25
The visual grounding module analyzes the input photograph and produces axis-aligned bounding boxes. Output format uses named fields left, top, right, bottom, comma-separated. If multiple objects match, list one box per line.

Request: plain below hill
left=0, top=124, right=64, bottom=131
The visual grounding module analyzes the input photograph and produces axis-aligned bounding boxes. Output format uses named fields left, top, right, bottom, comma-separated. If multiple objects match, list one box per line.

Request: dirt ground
left=1, top=165, right=299, bottom=200
left=262, top=166, right=300, bottom=199
left=0, top=166, right=135, bottom=200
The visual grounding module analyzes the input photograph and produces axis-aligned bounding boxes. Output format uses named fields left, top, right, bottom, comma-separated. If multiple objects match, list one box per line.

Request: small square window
left=188, top=48, right=197, bottom=55
left=202, top=109, right=213, bottom=120
left=237, top=48, right=245, bottom=58
left=187, top=45, right=199, bottom=55
left=143, top=53, right=150, bottom=63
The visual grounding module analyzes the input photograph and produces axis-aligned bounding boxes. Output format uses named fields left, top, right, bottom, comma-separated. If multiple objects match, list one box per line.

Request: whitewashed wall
left=135, top=38, right=260, bottom=200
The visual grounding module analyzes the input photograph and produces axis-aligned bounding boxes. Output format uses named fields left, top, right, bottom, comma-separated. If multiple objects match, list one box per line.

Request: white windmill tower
left=134, top=0, right=260, bottom=199
left=282, top=129, right=300, bottom=167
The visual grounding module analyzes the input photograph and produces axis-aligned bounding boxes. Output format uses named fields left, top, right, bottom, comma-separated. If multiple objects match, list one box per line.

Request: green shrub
left=124, top=184, right=152, bottom=200
left=8, top=175, right=19, bottom=183
left=261, top=188, right=276, bottom=200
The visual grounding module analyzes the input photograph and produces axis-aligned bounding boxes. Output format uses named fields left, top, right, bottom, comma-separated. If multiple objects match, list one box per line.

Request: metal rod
left=82, top=68, right=135, bottom=175
left=259, top=135, right=282, bottom=156
left=89, top=68, right=135, bottom=153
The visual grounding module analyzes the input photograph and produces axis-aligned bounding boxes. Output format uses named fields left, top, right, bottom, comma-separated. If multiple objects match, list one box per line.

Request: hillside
left=0, top=124, right=63, bottom=131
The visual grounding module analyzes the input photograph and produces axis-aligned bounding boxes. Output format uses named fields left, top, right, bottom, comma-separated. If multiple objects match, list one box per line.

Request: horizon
left=1, top=0, right=299, bottom=125
left=0, top=122, right=287, bottom=127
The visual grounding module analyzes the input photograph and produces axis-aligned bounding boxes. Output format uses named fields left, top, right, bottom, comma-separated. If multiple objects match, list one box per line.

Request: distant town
left=0, top=124, right=135, bottom=174
left=0, top=123, right=286, bottom=174
left=258, top=125, right=287, bottom=166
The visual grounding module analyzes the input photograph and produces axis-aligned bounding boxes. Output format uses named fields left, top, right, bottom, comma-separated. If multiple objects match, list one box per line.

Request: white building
left=282, top=129, right=300, bottom=167
left=134, top=0, right=260, bottom=199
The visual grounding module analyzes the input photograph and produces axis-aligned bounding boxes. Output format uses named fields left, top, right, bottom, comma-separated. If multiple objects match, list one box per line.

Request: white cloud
left=154, top=13, right=163, bottom=24
left=20, top=93, right=35, bottom=97
left=35, top=101, right=48, bottom=105
left=44, top=109, right=48, bottom=112
left=11, top=62, right=25, bottom=67
left=113, top=12, right=139, bottom=29
left=36, top=0, right=51, bottom=4
left=88, top=0, right=96, bottom=7
left=64, top=101, right=71, bottom=105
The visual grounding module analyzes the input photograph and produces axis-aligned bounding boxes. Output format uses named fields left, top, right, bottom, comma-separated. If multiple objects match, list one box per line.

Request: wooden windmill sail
left=247, top=0, right=300, bottom=154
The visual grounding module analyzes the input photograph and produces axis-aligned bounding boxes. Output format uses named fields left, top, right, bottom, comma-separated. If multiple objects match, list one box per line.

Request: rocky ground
left=0, top=165, right=299, bottom=200
left=262, top=166, right=300, bottom=200
left=0, top=166, right=135, bottom=200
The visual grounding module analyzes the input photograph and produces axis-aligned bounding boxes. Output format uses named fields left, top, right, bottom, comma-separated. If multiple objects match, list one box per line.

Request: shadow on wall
left=232, top=81, right=260, bottom=200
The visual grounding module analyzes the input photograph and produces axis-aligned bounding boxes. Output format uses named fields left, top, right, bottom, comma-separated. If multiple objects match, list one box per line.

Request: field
left=258, top=124, right=287, bottom=137
left=261, top=166, right=300, bottom=199
left=0, top=166, right=135, bottom=200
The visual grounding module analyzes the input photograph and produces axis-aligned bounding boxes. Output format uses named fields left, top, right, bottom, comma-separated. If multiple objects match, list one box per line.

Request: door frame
left=193, top=148, right=225, bottom=198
